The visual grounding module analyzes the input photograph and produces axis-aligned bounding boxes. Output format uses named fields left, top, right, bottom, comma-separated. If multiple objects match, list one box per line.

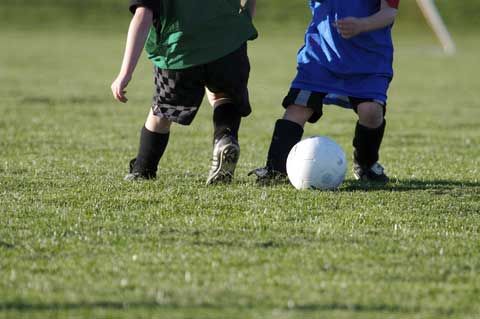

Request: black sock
left=353, top=120, right=386, bottom=168
left=266, top=119, right=304, bottom=174
left=213, top=103, right=241, bottom=142
left=132, top=126, right=170, bottom=175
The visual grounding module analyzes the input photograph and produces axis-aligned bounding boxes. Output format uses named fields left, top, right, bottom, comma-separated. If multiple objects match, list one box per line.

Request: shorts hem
left=290, top=82, right=387, bottom=105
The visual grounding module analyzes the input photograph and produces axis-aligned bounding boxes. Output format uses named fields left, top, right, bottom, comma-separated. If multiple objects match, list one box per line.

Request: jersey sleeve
left=386, top=0, right=399, bottom=9
left=129, top=0, right=161, bottom=15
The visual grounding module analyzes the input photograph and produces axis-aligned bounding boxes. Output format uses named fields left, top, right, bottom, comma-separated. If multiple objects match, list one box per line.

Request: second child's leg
left=250, top=89, right=325, bottom=183
left=203, top=43, right=252, bottom=185
left=352, top=101, right=389, bottom=183
left=125, top=110, right=171, bottom=181
left=209, top=93, right=241, bottom=142
left=205, top=91, right=242, bottom=185
left=265, top=105, right=312, bottom=174
left=249, top=104, right=313, bottom=184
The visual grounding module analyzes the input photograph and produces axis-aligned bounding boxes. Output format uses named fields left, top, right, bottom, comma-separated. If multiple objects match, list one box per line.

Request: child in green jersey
left=111, top=0, right=257, bottom=183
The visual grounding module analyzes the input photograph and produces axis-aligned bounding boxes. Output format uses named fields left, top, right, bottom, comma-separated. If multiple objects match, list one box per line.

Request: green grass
left=2, top=0, right=480, bottom=28
left=1, top=17, right=480, bottom=319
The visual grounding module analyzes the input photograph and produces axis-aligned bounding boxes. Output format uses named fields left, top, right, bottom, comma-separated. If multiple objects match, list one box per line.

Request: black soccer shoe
left=353, top=161, right=389, bottom=184
left=248, top=167, right=288, bottom=185
left=124, top=158, right=156, bottom=181
left=206, top=135, right=240, bottom=185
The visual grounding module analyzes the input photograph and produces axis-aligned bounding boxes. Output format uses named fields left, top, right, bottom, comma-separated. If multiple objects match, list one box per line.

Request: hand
left=333, top=17, right=366, bottom=39
left=111, top=73, right=132, bottom=103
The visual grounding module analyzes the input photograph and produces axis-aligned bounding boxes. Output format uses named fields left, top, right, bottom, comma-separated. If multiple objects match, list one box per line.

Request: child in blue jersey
left=250, top=0, right=399, bottom=184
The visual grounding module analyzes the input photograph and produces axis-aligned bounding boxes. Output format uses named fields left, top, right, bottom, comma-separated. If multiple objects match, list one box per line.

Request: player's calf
left=206, top=103, right=241, bottom=185
left=124, top=126, right=169, bottom=181
left=352, top=119, right=389, bottom=184
left=249, top=118, right=304, bottom=185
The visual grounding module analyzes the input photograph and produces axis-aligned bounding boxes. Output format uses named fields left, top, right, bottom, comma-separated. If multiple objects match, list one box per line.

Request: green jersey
left=129, top=0, right=258, bottom=69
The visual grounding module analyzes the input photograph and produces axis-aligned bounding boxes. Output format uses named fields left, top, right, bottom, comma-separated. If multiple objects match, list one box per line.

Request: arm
left=241, top=0, right=256, bottom=18
left=111, top=7, right=153, bottom=103
left=247, top=0, right=256, bottom=18
left=334, top=0, right=398, bottom=39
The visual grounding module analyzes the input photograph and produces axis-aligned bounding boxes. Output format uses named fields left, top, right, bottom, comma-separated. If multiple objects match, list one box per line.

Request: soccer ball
left=286, top=136, right=347, bottom=190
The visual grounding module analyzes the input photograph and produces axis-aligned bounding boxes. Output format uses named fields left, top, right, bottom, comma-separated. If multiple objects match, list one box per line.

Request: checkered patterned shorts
left=152, top=67, right=204, bottom=125
left=151, top=44, right=251, bottom=126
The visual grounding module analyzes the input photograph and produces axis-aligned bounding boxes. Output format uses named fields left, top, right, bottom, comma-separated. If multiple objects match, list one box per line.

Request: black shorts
left=151, top=44, right=251, bottom=125
left=282, top=89, right=386, bottom=123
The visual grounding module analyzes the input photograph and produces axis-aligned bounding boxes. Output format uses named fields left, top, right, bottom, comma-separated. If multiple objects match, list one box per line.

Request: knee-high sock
left=266, top=119, right=304, bottom=173
left=353, top=120, right=386, bottom=168
left=132, top=126, right=170, bottom=173
left=212, top=103, right=241, bottom=142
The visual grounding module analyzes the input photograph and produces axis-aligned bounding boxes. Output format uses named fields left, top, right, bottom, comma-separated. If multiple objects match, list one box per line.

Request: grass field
left=1, top=12, right=480, bottom=319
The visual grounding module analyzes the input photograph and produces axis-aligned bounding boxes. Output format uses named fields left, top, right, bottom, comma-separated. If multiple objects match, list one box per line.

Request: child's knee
left=206, top=89, right=233, bottom=107
left=283, top=104, right=313, bottom=127
left=357, top=102, right=384, bottom=128
left=145, top=110, right=172, bottom=133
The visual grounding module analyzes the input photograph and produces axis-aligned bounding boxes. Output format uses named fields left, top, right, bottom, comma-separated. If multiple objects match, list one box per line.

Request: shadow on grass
left=0, top=301, right=428, bottom=315
left=341, top=178, right=480, bottom=193
left=0, top=240, right=15, bottom=249
left=20, top=95, right=107, bottom=106
left=231, top=177, right=479, bottom=194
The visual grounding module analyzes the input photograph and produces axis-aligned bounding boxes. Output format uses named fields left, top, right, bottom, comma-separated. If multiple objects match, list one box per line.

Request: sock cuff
left=142, top=126, right=170, bottom=138
left=276, top=119, right=304, bottom=135
left=213, top=100, right=235, bottom=109
left=356, top=119, right=386, bottom=132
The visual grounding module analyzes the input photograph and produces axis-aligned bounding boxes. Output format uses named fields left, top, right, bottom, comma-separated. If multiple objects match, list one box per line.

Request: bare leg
left=357, top=102, right=384, bottom=129
left=145, top=109, right=172, bottom=134
left=283, top=104, right=314, bottom=128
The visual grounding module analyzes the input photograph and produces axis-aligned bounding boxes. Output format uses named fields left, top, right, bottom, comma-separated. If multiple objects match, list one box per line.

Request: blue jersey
left=292, top=0, right=397, bottom=105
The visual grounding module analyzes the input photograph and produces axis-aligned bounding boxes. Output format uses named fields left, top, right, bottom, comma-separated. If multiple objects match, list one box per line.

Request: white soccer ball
left=286, top=136, right=347, bottom=190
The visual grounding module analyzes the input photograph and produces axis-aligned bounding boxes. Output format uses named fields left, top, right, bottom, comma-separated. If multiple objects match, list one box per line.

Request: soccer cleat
left=124, top=158, right=156, bottom=181
left=353, top=162, right=389, bottom=183
left=248, top=167, right=288, bottom=185
left=206, top=135, right=240, bottom=185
